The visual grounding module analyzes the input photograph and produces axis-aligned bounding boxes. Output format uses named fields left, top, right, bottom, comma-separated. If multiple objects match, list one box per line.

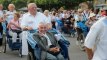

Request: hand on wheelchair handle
left=27, top=27, right=33, bottom=30
left=24, top=26, right=33, bottom=30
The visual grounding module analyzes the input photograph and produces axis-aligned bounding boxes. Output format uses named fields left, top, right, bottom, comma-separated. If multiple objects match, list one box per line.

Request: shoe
left=80, top=40, right=84, bottom=43
left=0, top=46, right=3, bottom=53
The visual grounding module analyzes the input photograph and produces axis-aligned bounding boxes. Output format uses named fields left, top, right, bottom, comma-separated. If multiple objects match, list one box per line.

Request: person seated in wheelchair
left=46, top=23, right=70, bottom=60
left=7, top=12, right=22, bottom=42
left=33, top=22, right=64, bottom=60
left=61, top=15, right=75, bottom=35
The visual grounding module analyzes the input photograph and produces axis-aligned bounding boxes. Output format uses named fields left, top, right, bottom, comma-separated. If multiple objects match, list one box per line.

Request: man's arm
left=84, top=19, right=103, bottom=60
left=85, top=47, right=93, bottom=60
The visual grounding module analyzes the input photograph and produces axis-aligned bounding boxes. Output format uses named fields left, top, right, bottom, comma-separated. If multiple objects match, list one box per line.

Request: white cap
left=102, top=7, right=107, bottom=10
left=78, top=9, right=83, bottom=12
left=88, top=13, right=96, bottom=18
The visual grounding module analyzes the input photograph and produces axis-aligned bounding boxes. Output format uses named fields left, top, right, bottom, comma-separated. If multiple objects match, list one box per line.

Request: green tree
left=12, top=0, right=27, bottom=10
left=0, top=0, right=93, bottom=10
left=35, top=0, right=58, bottom=5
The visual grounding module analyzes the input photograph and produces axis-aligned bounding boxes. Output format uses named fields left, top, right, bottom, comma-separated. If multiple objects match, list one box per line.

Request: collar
left=27, top=12, right=38, bottom=16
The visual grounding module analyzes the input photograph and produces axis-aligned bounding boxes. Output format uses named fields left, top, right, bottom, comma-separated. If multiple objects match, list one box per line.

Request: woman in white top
left=5, top=4, right=16, bottom=23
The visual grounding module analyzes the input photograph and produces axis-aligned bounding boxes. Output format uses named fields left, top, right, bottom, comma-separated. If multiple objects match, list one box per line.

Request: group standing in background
left=0, top=2, right=107, bottom=60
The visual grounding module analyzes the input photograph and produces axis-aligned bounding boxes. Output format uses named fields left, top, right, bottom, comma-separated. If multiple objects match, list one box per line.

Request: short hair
left=14, top=12, right=20, bottom=18
left=27, top=3, right=37, bottom=9
left=44, top=10, right=49, bottom=14
left=38, top=22, right=47, bottom=28
left=8, top=4, right=15, bottom=8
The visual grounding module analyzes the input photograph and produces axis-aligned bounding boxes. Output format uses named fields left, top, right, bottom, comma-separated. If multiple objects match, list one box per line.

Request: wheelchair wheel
left=27, top=52, right=34, bottom=60
left=78, top=33, right=85, bottom=51
left=2, top=34, right=7, bottom=53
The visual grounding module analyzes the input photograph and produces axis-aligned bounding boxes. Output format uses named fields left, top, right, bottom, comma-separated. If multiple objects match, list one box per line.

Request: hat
left=103, top=7, right=107, bottom=10
left=101, top=7, right=107, bottom=11
left=88, top=13, right=96, bottom=18
left=78, top=9, right=83, bottom=12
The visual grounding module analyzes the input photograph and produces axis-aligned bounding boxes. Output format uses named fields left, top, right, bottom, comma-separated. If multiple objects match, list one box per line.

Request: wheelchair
left=3, top=29, right=22, bottom=57
left=76, top=27, right=85, bottom=51
left=27, top=29, right=70, bottom=60
left=76, top=21, right=88, bottom=51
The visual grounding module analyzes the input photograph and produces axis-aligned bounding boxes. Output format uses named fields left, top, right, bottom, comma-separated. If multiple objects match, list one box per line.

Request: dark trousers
left=58, top=40, right=69, bottom=59
left=0, top=31, right=3, bottom=46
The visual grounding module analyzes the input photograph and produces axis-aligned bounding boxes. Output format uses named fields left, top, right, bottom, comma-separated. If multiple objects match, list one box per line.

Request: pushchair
left=27, top=29, right=70, bottom=60
left=3, top=29, right=22, bottom=57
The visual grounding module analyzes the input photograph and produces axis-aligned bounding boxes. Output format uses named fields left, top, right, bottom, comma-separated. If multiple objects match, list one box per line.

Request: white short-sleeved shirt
left=45, top=15, right=51, bottom=23
left=6, top=11, right=16, bottom=23
left=20, top=12, right=47, bottom=29
left=84, top=17, right=107, bottom=60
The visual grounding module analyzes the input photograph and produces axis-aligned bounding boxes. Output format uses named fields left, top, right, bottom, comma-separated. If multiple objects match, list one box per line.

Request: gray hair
left=37, top=22, right=47, bottom=28
left=27, top=3, right=37, bottom=9
left=8, top=4, right=15, bottom=8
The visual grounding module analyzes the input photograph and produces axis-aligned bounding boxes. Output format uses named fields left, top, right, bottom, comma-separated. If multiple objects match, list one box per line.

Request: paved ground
left=0, top=35, right=88, bottom=60
left=67, top=36, right=88, bottom=60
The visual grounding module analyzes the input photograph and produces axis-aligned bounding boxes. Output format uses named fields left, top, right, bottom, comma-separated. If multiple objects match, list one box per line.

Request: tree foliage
left=0, top=0, right=93, bottom=10
left=35, top=0, right=58, bottom=5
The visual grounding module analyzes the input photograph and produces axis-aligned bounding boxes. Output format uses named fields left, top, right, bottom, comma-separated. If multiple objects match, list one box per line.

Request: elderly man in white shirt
left=20, top=3, right=48, bottom=55
left=21, top=3, right=47, bottom=30
left=84, top=13, right=107, bottom=60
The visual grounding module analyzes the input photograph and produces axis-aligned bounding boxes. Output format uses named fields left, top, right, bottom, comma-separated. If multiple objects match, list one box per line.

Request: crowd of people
left=0, top=2, right=107, bottom=60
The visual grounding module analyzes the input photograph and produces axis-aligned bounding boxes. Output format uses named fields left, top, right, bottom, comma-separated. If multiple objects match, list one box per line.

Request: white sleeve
left=20, top=15, right=28, bottom=29
left=84, top=21, right=102, bottom=49
left=74, top=21, right=77, bottom=27
left=42, top=14, right=51, bottom=24
left=47, top=16, right=51, bottom=23
left=74, top=15, right=79, bottom=21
